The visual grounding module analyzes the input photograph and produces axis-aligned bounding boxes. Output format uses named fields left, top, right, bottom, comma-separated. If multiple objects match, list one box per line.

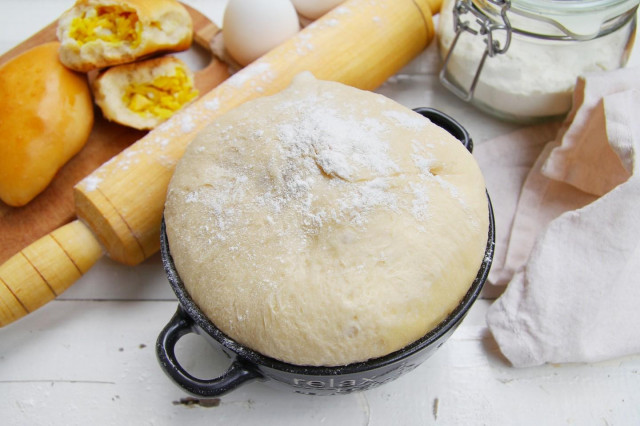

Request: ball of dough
left=291, top=0, right=345, bottom=20
left=164, top=73, right=489, bottom=366
left=222, top=0, right=300, bottom=66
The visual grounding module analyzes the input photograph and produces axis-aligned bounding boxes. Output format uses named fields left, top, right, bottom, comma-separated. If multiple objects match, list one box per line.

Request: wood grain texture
left=0, top=219, right=103, bottom=326
left=0, top=3, right=230, bottom=264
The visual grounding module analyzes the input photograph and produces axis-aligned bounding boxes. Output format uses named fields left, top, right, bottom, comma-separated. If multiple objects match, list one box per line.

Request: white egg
left=223, top=0, right=301, bottom=66
left=291, top=0, right=346, bottom=20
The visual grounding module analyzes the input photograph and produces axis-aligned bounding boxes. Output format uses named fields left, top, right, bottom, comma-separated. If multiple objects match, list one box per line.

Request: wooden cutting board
left=0, top=4, right=230, bottom=264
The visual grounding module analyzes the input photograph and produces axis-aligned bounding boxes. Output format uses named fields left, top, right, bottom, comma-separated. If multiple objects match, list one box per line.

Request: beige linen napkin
left=477, top=67, right=640, bottom=367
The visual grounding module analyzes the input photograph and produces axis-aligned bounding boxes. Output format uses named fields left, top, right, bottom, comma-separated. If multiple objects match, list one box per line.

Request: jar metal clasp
left=439, top=0, right=513, bottom=102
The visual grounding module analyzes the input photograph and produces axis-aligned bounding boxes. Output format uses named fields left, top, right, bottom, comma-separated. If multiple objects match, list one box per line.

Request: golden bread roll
left=164, top=73, right=489, bottom=366
left=0, top=42, right=94, bottom=207
left=92, top=55, right=198, bottom=130
left=57, top=0, right=193, bottom=72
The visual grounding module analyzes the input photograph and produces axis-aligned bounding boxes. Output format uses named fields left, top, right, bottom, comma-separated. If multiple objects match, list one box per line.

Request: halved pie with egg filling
left=92, top=55, right=198, bottom=129
left=57, top=0, right=193, bottom=72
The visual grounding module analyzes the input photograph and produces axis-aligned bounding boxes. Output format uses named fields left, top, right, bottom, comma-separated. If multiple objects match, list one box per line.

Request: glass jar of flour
left=437, top=0, right=639, bottom=122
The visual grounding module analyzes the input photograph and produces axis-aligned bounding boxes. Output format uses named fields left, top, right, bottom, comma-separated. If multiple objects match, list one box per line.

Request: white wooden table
left=2, top=1, right=639, bottom=424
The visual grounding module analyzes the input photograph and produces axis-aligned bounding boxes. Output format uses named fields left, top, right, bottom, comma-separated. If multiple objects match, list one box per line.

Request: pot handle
left=413, top=107, right=473, bottom=153
left=156, top=307, right=261, bottom=397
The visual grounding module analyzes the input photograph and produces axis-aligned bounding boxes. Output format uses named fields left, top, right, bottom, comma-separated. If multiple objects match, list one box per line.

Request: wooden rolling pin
left=0, top=0, right=442, bottom=327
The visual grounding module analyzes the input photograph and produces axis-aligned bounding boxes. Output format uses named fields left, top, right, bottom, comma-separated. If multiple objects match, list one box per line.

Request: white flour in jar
left=437, top=5, right=632, bottom=120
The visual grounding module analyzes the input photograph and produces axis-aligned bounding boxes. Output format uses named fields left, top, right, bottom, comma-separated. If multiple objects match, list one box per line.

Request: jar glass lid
left=511, top=0, right=639, bottom=38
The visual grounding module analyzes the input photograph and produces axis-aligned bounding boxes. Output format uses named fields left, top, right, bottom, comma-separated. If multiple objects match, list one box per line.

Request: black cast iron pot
left=156, top=107, right=494, bottom=397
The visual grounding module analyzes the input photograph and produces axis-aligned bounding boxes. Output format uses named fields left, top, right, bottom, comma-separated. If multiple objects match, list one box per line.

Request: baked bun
left=57, top=0, right=193, bottom=72
left=164, top=73, right=489, bottom=366
left=92, top=56, right=198, bottom=130
left=0, top=42, right=93, bottom=207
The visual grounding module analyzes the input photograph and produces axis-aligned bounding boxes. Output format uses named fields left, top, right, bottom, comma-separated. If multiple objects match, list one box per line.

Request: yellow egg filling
left=123, top=68, right=199, bottom=119
left=69, top=6, right=142, bottom=47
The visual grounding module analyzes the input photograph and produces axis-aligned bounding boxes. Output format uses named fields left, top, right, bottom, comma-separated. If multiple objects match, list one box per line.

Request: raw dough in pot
left=164, top=73, right=489, bottom=366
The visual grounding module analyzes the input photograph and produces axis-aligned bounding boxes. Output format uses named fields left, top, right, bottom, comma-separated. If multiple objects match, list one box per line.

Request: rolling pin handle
left=0, top=219, right=103, bottom=327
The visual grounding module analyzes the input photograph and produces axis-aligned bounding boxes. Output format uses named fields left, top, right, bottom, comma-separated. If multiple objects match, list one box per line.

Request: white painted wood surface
left=1, top=1, right=639, bottom=425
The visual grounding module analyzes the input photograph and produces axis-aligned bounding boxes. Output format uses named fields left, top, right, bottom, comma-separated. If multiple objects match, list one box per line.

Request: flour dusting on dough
left=163, top=74, right=489, bottom=367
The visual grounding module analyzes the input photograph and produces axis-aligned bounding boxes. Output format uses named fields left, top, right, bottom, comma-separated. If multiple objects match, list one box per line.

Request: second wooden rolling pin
left=0, top=0, right=442, bottom=326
